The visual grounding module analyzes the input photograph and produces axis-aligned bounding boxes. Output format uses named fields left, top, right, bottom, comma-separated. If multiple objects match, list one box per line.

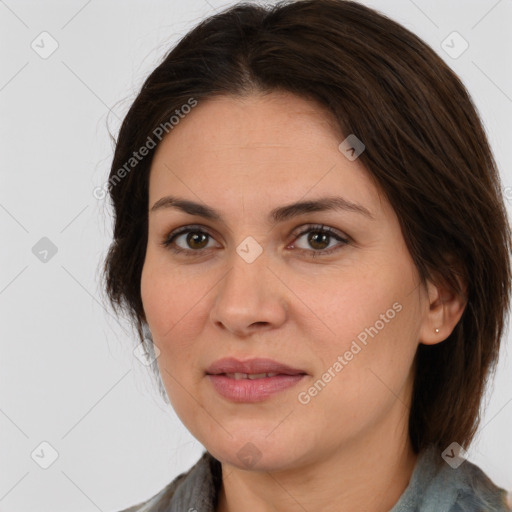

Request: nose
left=209, top=249, right=288, bottom=337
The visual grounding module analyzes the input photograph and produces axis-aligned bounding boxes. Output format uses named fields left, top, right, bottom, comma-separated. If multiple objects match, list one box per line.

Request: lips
left=205, top=357, right=308, bottom=402
left=206, top=357, right=307, bottom=377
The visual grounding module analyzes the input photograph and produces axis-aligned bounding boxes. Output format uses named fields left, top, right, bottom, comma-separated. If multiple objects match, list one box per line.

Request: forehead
left=148, top=92, right=384, bottom=216
left=153, top=91, right=343, bottom=160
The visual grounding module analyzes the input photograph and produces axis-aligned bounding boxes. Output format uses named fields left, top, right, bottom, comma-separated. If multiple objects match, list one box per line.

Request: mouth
left=206, top=357, right=307, bottom=376
left=206, top=358, right=308, bottom=402
left=222, top=372, right=283, bottom=380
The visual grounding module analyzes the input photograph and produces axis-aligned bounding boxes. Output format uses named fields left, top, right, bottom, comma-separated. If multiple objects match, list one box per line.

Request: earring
left=435, top=328, right=440, bottom=333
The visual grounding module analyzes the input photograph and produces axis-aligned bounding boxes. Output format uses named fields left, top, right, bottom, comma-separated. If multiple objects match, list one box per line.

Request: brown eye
left=307, top=231, right=330, bottom=250
left=291, top=224, right=349, bottom=257
left=186, top=231, right=209, bottom=249
left=161, top=226, right=220, bottom=255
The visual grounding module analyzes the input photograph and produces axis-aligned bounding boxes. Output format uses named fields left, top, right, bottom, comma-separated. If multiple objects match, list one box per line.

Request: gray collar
left=154, top=445, right=509, bottom=512
left=168, top=451, right=221, bottom=512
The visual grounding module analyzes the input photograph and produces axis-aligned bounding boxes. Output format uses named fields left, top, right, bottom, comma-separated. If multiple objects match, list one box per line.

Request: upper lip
left=206, top=357, right=307, bottom=375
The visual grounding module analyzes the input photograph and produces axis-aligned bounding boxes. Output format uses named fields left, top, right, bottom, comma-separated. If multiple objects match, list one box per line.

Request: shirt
left=116, top=445, right=511, bottom=512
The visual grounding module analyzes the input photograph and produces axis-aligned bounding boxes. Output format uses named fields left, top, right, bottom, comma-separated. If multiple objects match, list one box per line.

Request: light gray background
left=1, top=1, right=511, bottom=511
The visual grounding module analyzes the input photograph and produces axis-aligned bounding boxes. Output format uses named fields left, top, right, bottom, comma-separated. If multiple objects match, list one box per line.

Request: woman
left=103, top=0, right=511, bottom=510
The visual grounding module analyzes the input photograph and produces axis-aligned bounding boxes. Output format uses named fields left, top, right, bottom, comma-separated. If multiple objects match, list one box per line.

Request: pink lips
left=206, top=357, right=307, bottom=403
left=206, top=357, right=306, bottom=376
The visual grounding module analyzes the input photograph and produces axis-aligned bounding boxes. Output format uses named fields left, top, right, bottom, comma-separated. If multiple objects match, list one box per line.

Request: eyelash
left=160, top=224, right=350, bottom=258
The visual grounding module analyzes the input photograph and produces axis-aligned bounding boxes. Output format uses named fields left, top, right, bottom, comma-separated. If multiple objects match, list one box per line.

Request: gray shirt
left=117, top=446, right=510, bottom=511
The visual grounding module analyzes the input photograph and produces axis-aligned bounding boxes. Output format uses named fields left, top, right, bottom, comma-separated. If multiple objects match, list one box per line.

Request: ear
left=419, top=274, right=467, bottom=346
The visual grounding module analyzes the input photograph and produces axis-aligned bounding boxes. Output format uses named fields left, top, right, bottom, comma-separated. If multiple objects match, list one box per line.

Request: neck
left=216, top=415, right=418, bottom=512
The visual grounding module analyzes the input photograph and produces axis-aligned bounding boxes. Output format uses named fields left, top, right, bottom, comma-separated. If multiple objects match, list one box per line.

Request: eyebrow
left=149, top=195, right=374, bottom=222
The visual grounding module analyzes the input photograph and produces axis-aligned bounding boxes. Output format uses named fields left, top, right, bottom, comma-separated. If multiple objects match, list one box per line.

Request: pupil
left=188, top=232, right=208, bottom=249
left=309, top=232, right=329, bottom=250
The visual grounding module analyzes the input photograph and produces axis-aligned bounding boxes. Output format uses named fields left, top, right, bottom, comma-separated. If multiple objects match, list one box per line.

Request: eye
left=161, top=225, right=220, bottom=255
left=289, top=224, right=349, bottom=257
left=161, top=223, right=349, bottom=258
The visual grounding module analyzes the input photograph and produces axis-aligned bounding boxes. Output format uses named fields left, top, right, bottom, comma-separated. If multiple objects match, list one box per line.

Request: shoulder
left=449, top=456, right=510, bottom=511
left=114, top=470, right=188, bottom=512
left=113, top=451, right=220, bottom=512
left=394, top=445, right=511, bottom=512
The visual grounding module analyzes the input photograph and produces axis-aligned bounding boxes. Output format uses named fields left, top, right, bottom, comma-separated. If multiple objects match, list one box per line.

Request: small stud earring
left=435, top=328, right=440, bottom=333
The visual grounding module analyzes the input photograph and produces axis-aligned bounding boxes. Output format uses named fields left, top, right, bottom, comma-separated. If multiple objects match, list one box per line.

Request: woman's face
left=141, top=91, right=433, bottom=470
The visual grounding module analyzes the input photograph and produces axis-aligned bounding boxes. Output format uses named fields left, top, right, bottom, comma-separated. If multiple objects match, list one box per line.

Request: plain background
left=1, top=0, right=511, bottom=510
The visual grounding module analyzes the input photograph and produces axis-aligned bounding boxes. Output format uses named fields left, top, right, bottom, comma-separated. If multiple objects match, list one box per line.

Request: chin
left=204, top=434, right=311, bottom=473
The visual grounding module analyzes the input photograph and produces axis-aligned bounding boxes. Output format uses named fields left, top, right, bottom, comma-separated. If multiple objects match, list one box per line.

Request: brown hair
left=102, top=0, right=511, bottom=453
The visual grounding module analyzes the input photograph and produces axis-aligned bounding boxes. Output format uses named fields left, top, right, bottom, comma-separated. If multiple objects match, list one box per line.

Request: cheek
left=141, top=255, right=205, bottom=344
left=141, top=262, right=205, bottom=410
left=292, top=260, right=408, bottom=347
left=292, top=258, right=420, bottom=400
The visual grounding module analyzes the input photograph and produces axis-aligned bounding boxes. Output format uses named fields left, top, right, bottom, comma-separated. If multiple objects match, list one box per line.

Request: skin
left=140, top=91, right=466, bottom=512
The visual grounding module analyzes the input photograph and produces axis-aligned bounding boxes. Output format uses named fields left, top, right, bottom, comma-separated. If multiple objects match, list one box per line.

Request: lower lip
left=207, top=374, right=306, bottom=402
